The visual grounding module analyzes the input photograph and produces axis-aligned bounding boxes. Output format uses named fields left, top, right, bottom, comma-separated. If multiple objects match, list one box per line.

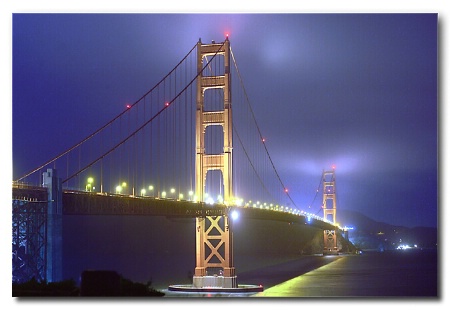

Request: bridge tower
left=322, top=168, right=339, bottom=255
left=193, top=37, right=237, bottom=288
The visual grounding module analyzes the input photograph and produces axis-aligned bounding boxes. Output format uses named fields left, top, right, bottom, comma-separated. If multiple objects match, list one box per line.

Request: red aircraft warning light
left=165, top=102, right=170, bottom=107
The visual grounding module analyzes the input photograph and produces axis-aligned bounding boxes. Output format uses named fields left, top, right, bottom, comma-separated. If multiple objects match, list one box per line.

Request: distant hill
left=338, top=209, right=438, bottom=251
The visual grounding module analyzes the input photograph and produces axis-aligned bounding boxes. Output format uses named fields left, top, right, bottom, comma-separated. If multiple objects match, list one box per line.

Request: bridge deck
left=12, top=187, right=337, bottom=231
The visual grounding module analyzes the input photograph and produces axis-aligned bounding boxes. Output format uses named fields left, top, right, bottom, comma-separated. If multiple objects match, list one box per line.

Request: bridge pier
left=42, top=168, right=63, bottom=282
left=193, top=267, right=237, bottom=289
left=12, top=187, right=48, bottom=282
left=323, top=230, right=339, bottom=255
left=192, top=214, right=237, bottom=289
left=12, top=168, right=63, bottom=283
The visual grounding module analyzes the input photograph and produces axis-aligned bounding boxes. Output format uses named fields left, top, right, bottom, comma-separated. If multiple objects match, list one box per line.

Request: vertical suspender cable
left=230, top=48, right=297, bottom=209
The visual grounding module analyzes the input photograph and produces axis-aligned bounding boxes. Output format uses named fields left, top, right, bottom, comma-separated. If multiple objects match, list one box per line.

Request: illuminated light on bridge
left=86, top=177, right=94, bottom=192
left=217, top=195, right=223, bottom=204
left=228, top=197, right=244, bottom=207
left=230, top=210, right=239, bottom=221
left=115, top=185, right=122, bottom=194
left=126, top=104, right=131, bottom=109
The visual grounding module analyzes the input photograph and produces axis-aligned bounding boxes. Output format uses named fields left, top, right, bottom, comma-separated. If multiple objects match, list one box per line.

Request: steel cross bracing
left=12, top=186, right=48, bottom=283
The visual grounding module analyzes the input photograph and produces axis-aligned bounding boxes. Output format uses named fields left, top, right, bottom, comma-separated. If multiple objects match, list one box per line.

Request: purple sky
left=11, top=13, right=438, bottom=228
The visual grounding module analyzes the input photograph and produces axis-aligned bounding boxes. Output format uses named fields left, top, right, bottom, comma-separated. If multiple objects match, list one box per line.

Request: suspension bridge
left=12, top=36, right=346, bottom=291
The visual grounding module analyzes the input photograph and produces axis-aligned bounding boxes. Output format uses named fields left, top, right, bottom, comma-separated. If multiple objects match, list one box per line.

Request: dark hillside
left=338, top=209, right=438, bottom=251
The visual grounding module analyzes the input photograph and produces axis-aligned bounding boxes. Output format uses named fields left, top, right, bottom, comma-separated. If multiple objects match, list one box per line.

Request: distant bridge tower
left=322, top=168, right=339, bottom=255
left=193, top=37, right=236, bottom=288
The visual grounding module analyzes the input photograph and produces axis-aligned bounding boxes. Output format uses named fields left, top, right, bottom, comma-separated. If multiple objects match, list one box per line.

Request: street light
left=141, top=188, right=146, bottom=196
left=86, top=177, right=94, bottom=192
left=161, top=191, right=167, bottom=198
left=148, top=185, right=154, bottom=197
left=121, top=182, right=127, bottom=195
left=116, top=185, right=122, bottom=194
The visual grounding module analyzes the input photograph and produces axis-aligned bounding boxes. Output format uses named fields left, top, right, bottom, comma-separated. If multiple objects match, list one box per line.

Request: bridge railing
left=12, top=181, right=46, bottom=191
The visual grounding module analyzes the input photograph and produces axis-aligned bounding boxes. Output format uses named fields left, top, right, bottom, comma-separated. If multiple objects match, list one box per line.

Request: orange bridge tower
left=322, top=168, right=339, bottom=255
left=193, top=37, right=236, bottom=288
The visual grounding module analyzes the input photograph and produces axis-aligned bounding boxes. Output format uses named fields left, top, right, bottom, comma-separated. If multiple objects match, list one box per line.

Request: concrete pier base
left=168, top=283, right=263, bottom=293
left=192, top=275, right=237, bottom=289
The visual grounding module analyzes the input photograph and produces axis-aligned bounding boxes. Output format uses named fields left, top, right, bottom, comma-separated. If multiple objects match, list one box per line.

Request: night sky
left=10, top=12, right=438, bottom=230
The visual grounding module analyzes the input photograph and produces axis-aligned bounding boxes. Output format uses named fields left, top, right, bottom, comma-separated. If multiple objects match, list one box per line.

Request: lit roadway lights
left=77, top=179, right=339, bottom=228
left=131, top=184, right=196, bottom=200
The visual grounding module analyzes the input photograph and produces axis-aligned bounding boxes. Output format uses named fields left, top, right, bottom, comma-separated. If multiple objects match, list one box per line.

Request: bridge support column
left=323, top=230, right=338, bottom=255
left=192, top=214, right=237, bottom=289
left=193, top=37, right=237, bottom=289
left=12, top=187, right=48, bottom=282
left=42, top=168, right=63, bottom=282
left=322, top=169, right=339, bottom=255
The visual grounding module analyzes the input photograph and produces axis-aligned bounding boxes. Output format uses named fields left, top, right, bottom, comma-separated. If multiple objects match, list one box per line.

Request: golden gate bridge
left=12, top=36, right=345, bottom=291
